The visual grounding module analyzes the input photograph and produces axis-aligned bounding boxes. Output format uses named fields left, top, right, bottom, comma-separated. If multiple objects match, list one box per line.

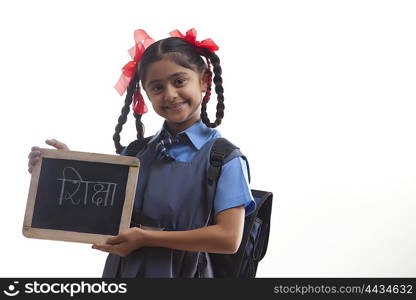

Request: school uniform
left=102, top=120, right=255, bottom=278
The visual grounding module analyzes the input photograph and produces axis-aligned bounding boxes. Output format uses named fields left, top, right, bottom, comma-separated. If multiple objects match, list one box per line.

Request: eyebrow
left=146, top=72, right=188, bottom=87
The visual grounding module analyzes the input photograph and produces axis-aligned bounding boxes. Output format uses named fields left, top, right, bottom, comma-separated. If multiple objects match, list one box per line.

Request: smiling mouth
left=165, top=101, right=186, bottom=110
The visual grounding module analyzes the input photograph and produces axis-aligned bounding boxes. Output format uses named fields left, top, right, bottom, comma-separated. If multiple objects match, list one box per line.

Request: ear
left=200, top=70, right=211, bottom=93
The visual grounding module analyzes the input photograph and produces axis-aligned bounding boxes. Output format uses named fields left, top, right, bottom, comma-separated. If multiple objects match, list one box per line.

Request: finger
left=28, top=157, right=40, bottom=167
left=31, top=146, right=41, bottom=151
left=45, top=139, right=69, bottom=150
left=45, top=138, right=69, bottom=150
left=28, top=150, right=41, bottom=159
left=91, top=246, right=110, bottom=253
left=92, top=244, right=114, bottom=253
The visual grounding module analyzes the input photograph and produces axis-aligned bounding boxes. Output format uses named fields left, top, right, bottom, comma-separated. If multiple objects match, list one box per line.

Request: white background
left=0, top=0, right=415, bottom=277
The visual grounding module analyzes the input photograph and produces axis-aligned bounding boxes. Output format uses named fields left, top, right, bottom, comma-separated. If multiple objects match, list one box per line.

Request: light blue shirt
left=123, top=120, right=256, bottom=216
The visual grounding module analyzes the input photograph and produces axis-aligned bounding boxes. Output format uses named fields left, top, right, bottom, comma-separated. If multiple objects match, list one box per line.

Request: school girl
left=27, top=28, right=256, bottom=278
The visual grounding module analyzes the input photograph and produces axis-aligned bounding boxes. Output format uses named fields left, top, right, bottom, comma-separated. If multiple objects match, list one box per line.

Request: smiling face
left=143, top=58, right=209, bottom=135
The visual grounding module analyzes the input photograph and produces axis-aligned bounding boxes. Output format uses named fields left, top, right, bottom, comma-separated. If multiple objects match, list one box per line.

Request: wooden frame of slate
left=23, top=148, right=140, bottom=244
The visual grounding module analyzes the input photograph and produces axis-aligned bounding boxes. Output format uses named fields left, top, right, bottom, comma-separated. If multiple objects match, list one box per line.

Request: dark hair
left=113, top=37, right=225, bottom=154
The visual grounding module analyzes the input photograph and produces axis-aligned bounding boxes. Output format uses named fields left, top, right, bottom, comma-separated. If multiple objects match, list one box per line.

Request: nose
left=163, top=84, right=179, bottom=103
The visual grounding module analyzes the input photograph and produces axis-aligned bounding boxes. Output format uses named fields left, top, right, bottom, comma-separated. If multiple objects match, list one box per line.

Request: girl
left=27, top=28, right=255, bottom=278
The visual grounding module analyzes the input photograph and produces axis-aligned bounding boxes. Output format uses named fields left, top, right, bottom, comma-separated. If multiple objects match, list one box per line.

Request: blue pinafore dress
left=102, top=135, right=222, bottom=277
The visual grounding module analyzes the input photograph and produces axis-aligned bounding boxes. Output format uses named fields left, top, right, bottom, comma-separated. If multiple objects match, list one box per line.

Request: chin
left=168, top=116, right=190, bottom=124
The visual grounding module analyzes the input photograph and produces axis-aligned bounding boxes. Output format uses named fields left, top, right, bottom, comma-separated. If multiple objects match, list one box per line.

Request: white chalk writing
left=57, top=167, right=117, bottom=207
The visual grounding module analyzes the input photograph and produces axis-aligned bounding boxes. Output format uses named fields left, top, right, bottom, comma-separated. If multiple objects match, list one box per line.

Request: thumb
left=106, top=234, right=125, bottom=245
left=45, top=139, right=69, bottom=150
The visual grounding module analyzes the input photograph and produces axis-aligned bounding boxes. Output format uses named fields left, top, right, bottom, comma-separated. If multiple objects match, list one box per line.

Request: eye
left=174, top=78, right=186, bottom=86
left=151, top=85, right=163, bottom=93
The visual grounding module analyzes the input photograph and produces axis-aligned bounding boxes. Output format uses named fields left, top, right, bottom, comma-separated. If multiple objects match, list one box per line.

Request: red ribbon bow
left=114, top=29, right=155, bottom=114
left=114, top=29, right=155, bottom=96
left=169, top=28, right=219, bottom=53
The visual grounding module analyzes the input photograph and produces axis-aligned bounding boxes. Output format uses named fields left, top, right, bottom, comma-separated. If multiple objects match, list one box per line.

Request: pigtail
left=200, top=49, right=225, bottom=128
left=134, top=112, right=145, bottom=141
left=113, top=73, right=145, bottom=154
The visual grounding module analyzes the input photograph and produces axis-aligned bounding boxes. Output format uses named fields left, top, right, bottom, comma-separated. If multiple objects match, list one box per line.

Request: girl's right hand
left=28, top=139, right=70, bottom=174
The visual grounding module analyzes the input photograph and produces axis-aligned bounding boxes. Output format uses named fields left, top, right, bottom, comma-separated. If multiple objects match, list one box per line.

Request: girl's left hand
left=92, top=227, right=147, bottom=257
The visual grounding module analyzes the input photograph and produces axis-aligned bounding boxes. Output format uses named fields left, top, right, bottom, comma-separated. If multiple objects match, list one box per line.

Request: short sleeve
left=213, top=156, right=256, bottom=216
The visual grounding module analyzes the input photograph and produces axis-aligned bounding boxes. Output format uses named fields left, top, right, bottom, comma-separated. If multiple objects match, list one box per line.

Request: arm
left=92, top=156, right=253, bottom=257
left=92, top=205, right=245, bottom=256
left=145, top=205, right=245, bottom=254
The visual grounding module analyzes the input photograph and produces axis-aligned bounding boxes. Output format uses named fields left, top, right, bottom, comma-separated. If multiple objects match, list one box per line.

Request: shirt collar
left=149, top=120, right=214, bottom=150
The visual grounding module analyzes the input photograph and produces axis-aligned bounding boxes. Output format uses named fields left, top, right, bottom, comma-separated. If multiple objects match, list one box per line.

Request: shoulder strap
left=124, top=136, right=154, bottom=157
left=207, top=138, right=251, bottom=184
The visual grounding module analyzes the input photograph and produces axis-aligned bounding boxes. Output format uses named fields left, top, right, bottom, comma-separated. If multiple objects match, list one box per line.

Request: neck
left=165, top=118, right=201, bottom=136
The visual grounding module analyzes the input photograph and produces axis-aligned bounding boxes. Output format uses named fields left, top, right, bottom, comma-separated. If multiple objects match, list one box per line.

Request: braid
left=202, top=59, right=212, bottom=103
left=200, top=50, right=225, bottom=128
left=113, top=73, right=138, bottom=154
left=134, top=112, right=145, bottom=140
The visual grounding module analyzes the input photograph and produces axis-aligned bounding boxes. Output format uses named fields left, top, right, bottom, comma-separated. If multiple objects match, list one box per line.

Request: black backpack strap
left=207, top=138, right=251, bottom=184
left=239, top=156, right=251, bottom=184
left=124, top=136, right=154, bottom=157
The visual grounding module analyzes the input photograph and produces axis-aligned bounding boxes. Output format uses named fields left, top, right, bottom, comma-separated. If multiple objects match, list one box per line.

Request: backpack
left=124, top=136, right=273, bottom=278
